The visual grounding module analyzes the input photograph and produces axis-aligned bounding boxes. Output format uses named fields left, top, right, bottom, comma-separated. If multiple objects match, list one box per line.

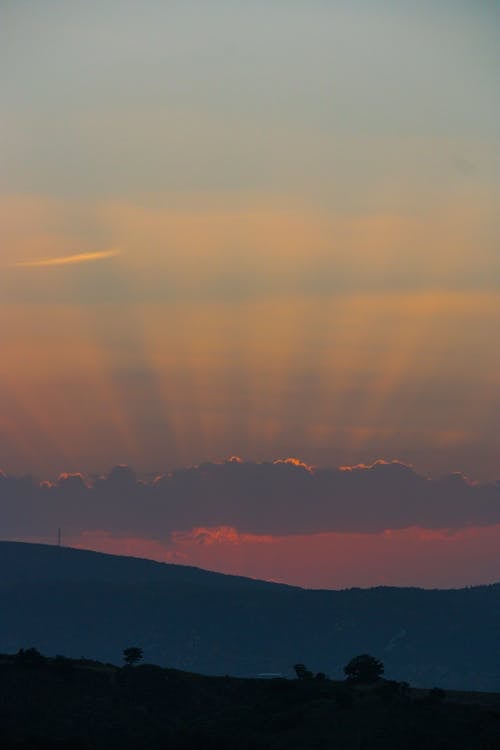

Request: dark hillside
left=0, top=542, right=498, bottom=690
left=0, top=540, right=289, bottom=589
left=0, top=653, right=499, bottom=749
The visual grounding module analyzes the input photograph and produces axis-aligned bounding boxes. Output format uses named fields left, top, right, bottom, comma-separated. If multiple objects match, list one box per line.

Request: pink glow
left=57, top=524, right=500, bottom=589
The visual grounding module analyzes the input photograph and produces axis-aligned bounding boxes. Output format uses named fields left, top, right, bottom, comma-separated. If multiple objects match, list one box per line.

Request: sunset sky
left=1, top=1, right=498, bottom=587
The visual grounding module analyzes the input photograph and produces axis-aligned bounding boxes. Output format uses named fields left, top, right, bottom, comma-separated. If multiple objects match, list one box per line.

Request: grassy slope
left=0, top=655, right=499, bottom=750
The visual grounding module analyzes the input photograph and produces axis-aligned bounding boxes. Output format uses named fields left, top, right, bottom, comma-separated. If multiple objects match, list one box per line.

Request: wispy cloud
left=14, top=249, right=120, bottom=268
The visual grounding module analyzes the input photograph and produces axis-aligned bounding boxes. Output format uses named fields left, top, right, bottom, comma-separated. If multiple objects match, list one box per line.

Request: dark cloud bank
left=1, top=459, right=498, bottom=540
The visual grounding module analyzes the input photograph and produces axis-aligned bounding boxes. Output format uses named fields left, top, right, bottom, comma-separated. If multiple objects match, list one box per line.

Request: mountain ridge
left=0, top=540, right=295, bottom=589
left=0, top=541, right=498, bottom=691
left=3, top=540, right=497, bottom=591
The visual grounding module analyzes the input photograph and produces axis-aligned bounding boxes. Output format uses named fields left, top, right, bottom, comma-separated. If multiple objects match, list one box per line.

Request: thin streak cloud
left=14, top=249, right=120, bottom=268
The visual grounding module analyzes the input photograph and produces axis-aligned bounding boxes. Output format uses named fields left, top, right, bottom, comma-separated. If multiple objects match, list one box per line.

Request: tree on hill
left=15, top=647, right=47, bottom=667
left=122, top=646, right=143, bottom=666
left=294, top=663, right=314, bottom=680
left=343, top=654, right=384, bottom=683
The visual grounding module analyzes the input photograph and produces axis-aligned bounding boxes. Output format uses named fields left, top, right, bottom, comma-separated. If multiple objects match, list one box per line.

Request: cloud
left=273, top=457, right=314, bottom=472
left=0, top=458, right=498, bottom=541
left=13, top=249, right=120, bottom=268
left=171, top=526, right=274, bottom=546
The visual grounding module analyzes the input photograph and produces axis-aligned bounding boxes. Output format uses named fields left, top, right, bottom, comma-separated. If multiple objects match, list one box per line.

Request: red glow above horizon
left=18, top=523, right=500, bottom=590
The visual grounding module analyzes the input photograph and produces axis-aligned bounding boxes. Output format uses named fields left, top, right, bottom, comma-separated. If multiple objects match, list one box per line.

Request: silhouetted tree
left=343, top=654, right=384, bottom=683
left=122, top=646, right=143, bottom=666
left=293, top=663, right=313, bottom=680
left=15, top=647, right=46, bottom=667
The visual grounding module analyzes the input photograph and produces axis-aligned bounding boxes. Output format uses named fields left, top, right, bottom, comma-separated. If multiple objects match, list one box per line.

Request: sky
left=1, top=1, right=499, bottom=587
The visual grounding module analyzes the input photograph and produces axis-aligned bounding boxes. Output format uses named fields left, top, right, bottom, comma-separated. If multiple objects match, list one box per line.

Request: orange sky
left=0, top=1, right=498, bottom=588
left=0, top=264, right=498, bottom=479
left=2, top=2, right=498, bottom=481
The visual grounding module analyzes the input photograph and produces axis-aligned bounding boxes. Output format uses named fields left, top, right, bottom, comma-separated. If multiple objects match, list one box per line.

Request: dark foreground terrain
left=1, top=542, right=499, bottom=690
left=0, top=652, right=499, bottom=750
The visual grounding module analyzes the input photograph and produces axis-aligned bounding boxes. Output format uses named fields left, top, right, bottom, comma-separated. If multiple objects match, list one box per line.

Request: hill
left=0, top=542, right=498, bottom=690
left=0, top=652, right=499, bottom=749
